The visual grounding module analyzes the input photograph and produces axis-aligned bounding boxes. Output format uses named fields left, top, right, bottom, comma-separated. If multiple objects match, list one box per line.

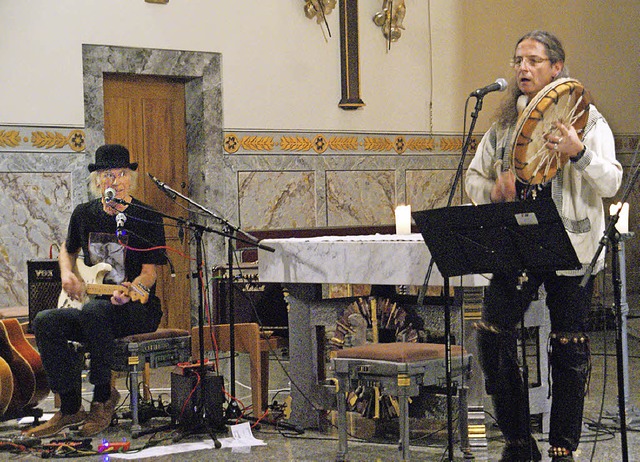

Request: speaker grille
left=27, top=259, right=61, bottom=332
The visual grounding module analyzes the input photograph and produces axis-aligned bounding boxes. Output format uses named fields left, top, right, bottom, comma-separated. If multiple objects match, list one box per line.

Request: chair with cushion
left=332, top=342, right=472, bottom=461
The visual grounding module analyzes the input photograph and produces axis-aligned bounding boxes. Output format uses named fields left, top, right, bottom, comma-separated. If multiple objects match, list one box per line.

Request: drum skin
left=511, top=78, right=592, bottom=185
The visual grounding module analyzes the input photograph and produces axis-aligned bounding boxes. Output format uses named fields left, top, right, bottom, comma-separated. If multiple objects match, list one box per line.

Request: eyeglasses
left=100, top=169, right=128, bottom=182
left=510, top=56, right=551, bottom=68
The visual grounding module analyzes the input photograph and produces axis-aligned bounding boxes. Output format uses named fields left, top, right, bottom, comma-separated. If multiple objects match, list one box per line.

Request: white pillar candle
left=609, top=202, right=629, bottom=234
left=395, top=205, right=412, bottom=235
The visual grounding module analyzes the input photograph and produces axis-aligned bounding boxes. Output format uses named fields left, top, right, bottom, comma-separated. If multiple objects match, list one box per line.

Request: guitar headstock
left=128, top=283, right=150, bottom=304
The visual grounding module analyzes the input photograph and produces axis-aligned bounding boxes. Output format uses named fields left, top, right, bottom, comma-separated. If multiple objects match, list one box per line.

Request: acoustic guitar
left=1, top=319, right=49, bottom=408
left=0, top=321, right=35, bottom=418
left=57, top=259, right=149, bottom=309
left=0, top=357, right=13, bottom=417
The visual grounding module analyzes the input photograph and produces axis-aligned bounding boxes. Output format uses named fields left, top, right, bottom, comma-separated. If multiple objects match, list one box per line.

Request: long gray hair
left=496, top=30, right=570, bottom=128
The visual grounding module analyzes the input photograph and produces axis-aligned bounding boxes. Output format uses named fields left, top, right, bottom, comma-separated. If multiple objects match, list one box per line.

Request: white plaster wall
left=0, top=0, right=638, bottom=133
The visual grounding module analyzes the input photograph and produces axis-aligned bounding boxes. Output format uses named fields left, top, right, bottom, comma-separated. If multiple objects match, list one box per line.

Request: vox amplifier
left=27, top=259, right=61, bottom=332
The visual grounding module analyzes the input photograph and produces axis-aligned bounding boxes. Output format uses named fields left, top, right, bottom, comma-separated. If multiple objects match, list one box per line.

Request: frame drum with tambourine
left=511, top=78, right=592, bottom=185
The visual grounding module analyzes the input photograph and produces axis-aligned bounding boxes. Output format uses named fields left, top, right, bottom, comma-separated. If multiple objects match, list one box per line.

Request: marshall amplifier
left=27, top=259, right=61, bottom=332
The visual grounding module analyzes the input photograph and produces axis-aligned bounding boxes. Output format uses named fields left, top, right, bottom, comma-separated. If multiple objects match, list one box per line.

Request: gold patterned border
left=0, top=125, right=635, bottom=158
left=224, top=130, right=638, bottom=157
left=224, top=131, right=474, bottom=155
left=0, top=127, right=85, bottom=152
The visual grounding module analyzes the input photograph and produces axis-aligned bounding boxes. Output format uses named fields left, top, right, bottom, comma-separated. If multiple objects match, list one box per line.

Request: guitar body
left=57, top=260, right=113, bottom=309
left=57, top=258, right=149, bottom=308
left=0, top=321, right=35, bottom=418
left=0, top=357, right=13, bottom=417
left=1, top=319, right=49, bottom=408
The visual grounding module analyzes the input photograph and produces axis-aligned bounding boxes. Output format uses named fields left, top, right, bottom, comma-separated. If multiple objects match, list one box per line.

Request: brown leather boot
left=23, top=408, right=86, bottom=438
left=79, top=387, right=121, bottom=437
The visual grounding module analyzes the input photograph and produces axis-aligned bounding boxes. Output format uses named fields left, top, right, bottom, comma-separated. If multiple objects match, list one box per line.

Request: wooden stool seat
left=332, top=342, right=472, bottom=461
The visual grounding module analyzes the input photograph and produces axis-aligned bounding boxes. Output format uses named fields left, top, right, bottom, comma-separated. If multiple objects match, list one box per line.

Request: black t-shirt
left=65, top=197, right=167, bottom=289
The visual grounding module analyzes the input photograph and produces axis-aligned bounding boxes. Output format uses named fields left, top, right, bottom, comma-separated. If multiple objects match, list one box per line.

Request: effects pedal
left=98, top=439, right=131, bottom=452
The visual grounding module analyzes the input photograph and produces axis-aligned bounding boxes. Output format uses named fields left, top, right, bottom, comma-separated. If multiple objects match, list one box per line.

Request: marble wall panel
left=406, top=169, right=462, bottom=212
left=326, top=170, right=395, bottom=226
left=238, top=171, right=316, bottom=230
left=0, top=173, right=71, bottom=306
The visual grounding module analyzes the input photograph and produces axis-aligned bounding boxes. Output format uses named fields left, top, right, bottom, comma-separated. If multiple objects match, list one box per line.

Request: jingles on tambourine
left=511, top=78, right=592, bottom=185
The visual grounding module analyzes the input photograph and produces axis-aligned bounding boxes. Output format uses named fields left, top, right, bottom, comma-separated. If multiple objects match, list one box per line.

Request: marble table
left=258, top=233, right=489, bottom=429
left=258, top=233, right=489, bottom=286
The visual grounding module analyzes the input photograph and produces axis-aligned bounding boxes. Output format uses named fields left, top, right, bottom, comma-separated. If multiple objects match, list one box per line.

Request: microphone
left=470, top=78, right=508, bottom=97
left=104, top=187, right=116, bottom=202
left=116, top=212, right=127, bottom=237
left=148, top=173, right=177, bottom=200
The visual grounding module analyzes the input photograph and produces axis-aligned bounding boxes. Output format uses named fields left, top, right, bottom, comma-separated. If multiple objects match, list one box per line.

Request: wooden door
left=103, top=74, right=191, bottom=331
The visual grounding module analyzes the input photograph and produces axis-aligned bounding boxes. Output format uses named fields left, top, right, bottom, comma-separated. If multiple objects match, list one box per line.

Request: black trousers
left=33, top=297, right=162, bottom=394
left=477, top=271, right=594, bottom=451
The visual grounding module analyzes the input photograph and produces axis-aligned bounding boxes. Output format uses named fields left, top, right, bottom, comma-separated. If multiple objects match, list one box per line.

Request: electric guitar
left=57, top=259, right=149, bottom=309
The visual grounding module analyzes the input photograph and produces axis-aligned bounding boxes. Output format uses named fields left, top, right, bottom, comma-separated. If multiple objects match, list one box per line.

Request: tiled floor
left=1, top=328, right=639, bottom=461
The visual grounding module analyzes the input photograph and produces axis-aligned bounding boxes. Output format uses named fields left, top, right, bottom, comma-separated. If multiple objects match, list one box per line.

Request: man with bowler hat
left=25, top=144, right=167, bottom=437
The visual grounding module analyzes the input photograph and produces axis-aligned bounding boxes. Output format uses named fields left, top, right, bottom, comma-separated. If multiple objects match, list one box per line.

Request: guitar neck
left=85, top=283, right=126, bottom=297
left=85, top=282, right=149, bottom=304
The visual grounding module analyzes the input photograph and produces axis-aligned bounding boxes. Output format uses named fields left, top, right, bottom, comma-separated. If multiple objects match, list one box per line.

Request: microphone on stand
left=116, top=212, right=127, bottom=237
left=104, top=187, right=117, bottom=203
left=148, top=173, right=177, bottom=200
left=470, top=78, right=508, bottom=97
left=104, top=187, right=128, bottom=206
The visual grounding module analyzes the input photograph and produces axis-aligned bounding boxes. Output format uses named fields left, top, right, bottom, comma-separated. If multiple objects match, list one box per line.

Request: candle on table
left=395, top=205, right=412, bottom=235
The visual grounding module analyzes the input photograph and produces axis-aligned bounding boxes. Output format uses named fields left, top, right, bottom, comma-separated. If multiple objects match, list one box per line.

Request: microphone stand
left=149, top=176, right=275, bottom=421
left=415, top=94, right=486, bottom=461
left=417, top=94, right=485, bottom=304
left=107, top=197, right=226, bottom=446
left=580, top=156, right=640, bottom=462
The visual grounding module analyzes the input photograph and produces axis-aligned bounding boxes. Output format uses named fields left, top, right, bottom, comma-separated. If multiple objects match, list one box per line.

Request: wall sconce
left=373, top=0, right=406, bottom=47
left=303, top=0, right=337, bottom=38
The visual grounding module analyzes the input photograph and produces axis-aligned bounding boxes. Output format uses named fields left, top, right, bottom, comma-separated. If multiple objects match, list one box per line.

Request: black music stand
left=412, top=198, right=581, bottom=461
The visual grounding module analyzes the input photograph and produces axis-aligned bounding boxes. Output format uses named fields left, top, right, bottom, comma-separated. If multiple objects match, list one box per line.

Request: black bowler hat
left=88, top=144, right=139, bottom=172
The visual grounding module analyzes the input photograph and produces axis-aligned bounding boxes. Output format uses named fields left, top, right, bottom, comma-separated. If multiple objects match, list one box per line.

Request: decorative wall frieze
left=224, top=131, right=475, bottom=156
left=616, top=135, right=640, bottom=154
left=225, top=130, right=638, bottom=158
left=0, top=126, right=85, bottom=152
left=0, top=126, right=634, bottom=159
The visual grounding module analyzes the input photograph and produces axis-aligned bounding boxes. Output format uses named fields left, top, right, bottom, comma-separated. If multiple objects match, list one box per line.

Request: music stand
left=412, top=198, right=580, bottom=461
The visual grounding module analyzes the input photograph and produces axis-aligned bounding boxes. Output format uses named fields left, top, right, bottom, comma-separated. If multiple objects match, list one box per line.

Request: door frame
left=82, top=44, right=226, bottom=328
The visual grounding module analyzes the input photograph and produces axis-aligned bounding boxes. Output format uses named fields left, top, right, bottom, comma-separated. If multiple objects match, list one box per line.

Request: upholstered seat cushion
left=117, top=328, right=190, bottom=343
left=334, top=342, right=465, bottom=363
